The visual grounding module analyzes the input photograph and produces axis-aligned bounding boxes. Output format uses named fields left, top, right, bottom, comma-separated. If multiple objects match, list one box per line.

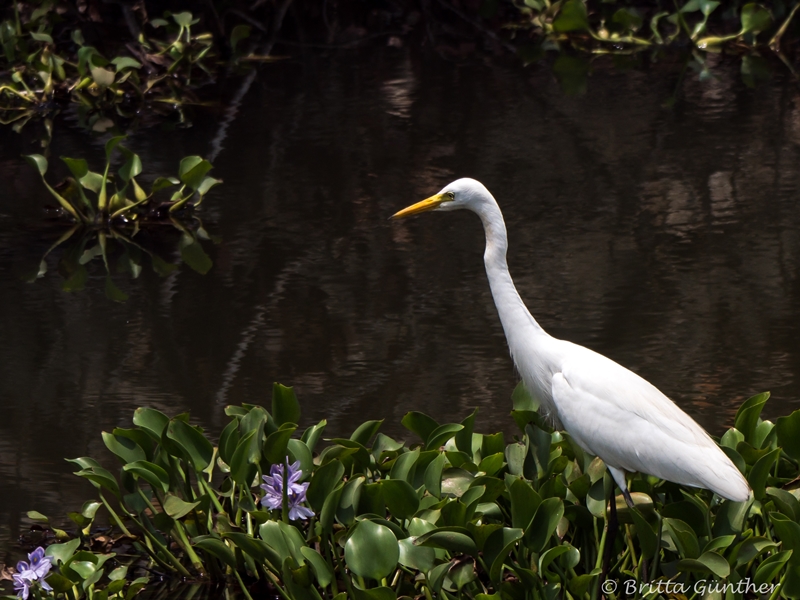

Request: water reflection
left=1, top=49, right=800, bottom=556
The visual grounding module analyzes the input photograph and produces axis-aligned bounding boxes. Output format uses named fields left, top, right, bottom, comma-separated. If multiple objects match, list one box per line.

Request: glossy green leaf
left=484, top=527, right=524, bottom=583
left=777, top=410, right=800, bottom=461
left=666, top=518, right=700, bottom=559
left=123, top=461, right=170, bottom=493
left=402, top=412, right=439, bottom=442
left=748, top=447, right=780, bottom=499
left=508, top=477, right=540, bottom=530
left=424, top=452, right=447, bottom=498
left=300, top=546, right=333, bottom=587
left=193, top=536, right=237, bottom=568
left=272, top=383, right=300, bottom=426
left=398, top=537, right=435, bottom=571
left=755, top=550, right=792, bottom=587
left=166, top=419, right=213, bottom=471
left=230, top=430, right=258, bottom=485
left=390, top=448, right=419, bottom=483
left=307, top=460, right=345, bottom=512
left=735, top=392, right=769, bottom=444
left=526, top=497, right=564, bottom=552
left=102, top=432, right=146, bottom=464
left=677, top=550, right=730, bottom=578
left=264, top=425, right=296, bottom=464
left=133, top=407, right=170, bottom=441
left=75, top=466, right=120, bottom=498
left=351, top=419, right=383, bottom=446
left=345, top=520, right=399, bottom=581
left=426, top=423, right=463, bottom=451
left=24, top=153, right=49, bottom=176
left=46, top=539, right=81, bottom=565
left=179, top=156, right=213, bottom=191
left=163, top=493, right=199, bottom=519
left=712, top=498, right=752, bottom=537
left=382, top=479, right=419, bottom=519
left=337, top=476, right=364, bottom=526
left=225, top=532, right=281, bottom=572
left=416, top=529, right=478, bottom=556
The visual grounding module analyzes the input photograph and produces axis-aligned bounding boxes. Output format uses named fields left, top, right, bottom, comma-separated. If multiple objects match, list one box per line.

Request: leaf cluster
left=510, top=0, right=795, bottom=51
left=13, top=385, right=800, bottom=600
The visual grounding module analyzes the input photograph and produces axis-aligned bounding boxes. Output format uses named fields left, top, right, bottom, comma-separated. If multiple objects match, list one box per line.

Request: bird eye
left=447, top=192, right=455, bottom=200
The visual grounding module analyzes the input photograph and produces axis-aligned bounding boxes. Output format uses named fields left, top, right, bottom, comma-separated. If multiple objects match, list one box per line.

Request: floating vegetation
left=6, top=385, right=800, bottom=599
left=20, top=137, right=219, bottom=300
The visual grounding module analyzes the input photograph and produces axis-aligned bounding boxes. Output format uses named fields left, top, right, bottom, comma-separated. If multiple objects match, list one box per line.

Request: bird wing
left=550, top=342, right=749, bottom=501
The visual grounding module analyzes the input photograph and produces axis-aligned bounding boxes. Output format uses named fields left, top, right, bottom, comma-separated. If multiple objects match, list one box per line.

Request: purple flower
left=12, top=574, right=31, bottom=600
left=260, top=460, right=314, bottom=521
left=14, top=547, right=53, bottom=598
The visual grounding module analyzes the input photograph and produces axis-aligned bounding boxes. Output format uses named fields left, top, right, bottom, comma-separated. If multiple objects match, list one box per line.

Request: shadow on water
left=1, top=46, right=800, bottom=558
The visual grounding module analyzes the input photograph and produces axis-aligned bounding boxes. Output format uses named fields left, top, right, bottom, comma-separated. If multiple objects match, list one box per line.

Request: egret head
left=392, top=178, right=493, bottom=219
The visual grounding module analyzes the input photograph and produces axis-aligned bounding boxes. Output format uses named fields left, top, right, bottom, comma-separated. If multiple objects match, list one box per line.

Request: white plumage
left=393, top=177, right=750, bottom=502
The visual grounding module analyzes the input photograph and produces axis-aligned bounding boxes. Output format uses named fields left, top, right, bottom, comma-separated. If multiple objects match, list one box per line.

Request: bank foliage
left=6, top=385, right=800, bottom=600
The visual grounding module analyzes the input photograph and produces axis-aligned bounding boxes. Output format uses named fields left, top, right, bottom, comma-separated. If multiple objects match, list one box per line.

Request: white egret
left=392, top=178, right=750, bottom=504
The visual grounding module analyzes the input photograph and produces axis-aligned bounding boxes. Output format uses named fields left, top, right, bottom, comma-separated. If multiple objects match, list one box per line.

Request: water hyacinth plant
left=9, top=384, right=800, bottom=600
left=24, top=137, right=220, bottom=224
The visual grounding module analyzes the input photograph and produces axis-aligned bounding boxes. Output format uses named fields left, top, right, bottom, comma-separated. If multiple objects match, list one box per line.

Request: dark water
left=1, top=48, right=800, bottom=555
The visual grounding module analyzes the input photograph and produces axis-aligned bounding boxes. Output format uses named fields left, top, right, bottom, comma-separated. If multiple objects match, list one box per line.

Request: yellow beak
left=391, top=193, right=446, bottom=219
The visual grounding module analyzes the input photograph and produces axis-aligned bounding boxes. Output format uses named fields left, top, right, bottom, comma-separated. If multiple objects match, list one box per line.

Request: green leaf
left=456, top=409, right=477, bottom=454
left=426, top=424, right=463, bottom=451
left=263, top=425, right=296, bottom=464
left=91, top=66, right=115, bottom=87
left=105, top=136, right=126, bottom=161
left=526, top=498, right=564, bottom=552
left=133, top=407, right=170, bottom=440
left=230, top=430, right=258, bottom=485
left=24, top=153, right=49, bottom=176
left=508, top=477, right=540, bottom=530
left=734, top=392, right=769, bottom=444
left=398, top=537, right=435, bottom=571
left=740, top=3, right=772, bottom=34
left=307, top=459, right=345, bottom=512
left=402, top=411, right=440, bottom=442
left=180, top=238, right=212, bottom=274
left=777, top=410, right=800, bottom=461
left=416, top=529, right=478, bottom=556
left=771, top=512, right=800, bottom=556
left=163, top=493, right=199, bottom=519
left=755, top=550, right=792, bottom=587
left=677, top=550, right=730, bottom=578
left=630, top=507, right=658, bottom=559
left=748, top=447, right=780, bottom=499
left=382, top=479, right=420, bottom=519
left=389, top=448, right=419, bottom=483
left=178, top=156, right=213, bottom=191
left=123, top=461, right=170, bottom=493
left=46, top=539, right=81, bottom=564
left=273, top=383, right=301, bottom=426
left=344, top=520, right=400, bottom=581
left=666, top=518, right=701, bottom=559
left=225, top=532, right=281, bottom=572
left=119, top=148, right=142, bottom=182
left=553, top=0, right=589, bottom=32
left=75, top=466, right=121, bottom=498
left=424, top=452, right=447, bottom=498
left=111, top=56, right=142, bottom=71
left=484, top=527, right=524, bottom=583
left=166, top=419, right=214, bottom=471
left=193, top=536, right=237, bottom=569
left=300, top=546, right=333, bottom=587
left=30, top=32, right=53, bottom=43
left=195, top=176, right=221, bottom=198
left=351, top=419, right=383, bottom=446
left=102, top=431, right=146, bottom=463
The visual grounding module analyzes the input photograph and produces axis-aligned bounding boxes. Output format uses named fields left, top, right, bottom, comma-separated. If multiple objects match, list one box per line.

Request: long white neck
left=476, top=201, right=547, bottom=347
